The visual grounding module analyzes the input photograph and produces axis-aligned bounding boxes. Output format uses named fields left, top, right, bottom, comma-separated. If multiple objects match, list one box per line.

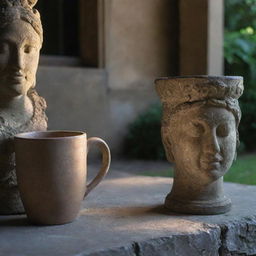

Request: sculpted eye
left=24, top=45, right=34, bottom=54
left=189, top=122, right=205, bottom=137
left=216, top=124, right=229, bottom=137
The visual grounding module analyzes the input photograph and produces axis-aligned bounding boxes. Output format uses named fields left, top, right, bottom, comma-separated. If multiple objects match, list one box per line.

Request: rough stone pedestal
left=1, top=173, right=256, bottom=256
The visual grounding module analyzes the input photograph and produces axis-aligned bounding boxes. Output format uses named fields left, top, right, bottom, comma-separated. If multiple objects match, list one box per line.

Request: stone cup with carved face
left=155, top=76, right=243, bottom=214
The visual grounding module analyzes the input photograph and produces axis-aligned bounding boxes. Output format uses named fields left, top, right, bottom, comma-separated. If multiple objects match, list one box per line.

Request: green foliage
left=225, top=0, right=256, bottom=151
left=239, top=91, right=256, bottom=151
left=123, top=103, right=165, bottom=160
left=224, top=154, right=256, bottom=185
left=225, top=0, right=256, bottom=32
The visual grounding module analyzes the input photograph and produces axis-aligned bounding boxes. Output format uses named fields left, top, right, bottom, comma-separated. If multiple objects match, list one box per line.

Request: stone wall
left=104, top=0, right=179, bottom=90
left=36, top=66, right=158, bottom=156
left=179, top=0, right=223, bottom=75
left=36, top=0, right=179, bottom=156
left=36, top=0, right=224, bottom=156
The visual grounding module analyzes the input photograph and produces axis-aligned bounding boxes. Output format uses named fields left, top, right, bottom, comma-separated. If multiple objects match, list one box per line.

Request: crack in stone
left=218, top=216, right=256, bottom=256
left=219, top=224, right=228, bottom=256
left=133, top=242, right=141, bottom=256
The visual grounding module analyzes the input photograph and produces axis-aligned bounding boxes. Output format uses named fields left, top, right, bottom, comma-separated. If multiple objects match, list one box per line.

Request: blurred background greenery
left=225, top=0, right=256, bottom=152
left=123, top=0, right=256, bottom=184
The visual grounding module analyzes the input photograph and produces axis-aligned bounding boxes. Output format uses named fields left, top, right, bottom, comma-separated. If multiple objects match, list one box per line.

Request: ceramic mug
left=14, top=130, right=111, bottom=225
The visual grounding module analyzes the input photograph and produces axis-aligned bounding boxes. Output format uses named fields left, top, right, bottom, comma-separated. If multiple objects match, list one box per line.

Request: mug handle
left=84, top=137, right=111, bottom=198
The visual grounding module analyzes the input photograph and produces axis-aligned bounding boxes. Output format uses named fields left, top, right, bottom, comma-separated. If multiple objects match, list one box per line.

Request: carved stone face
left=166, top=105, right=237, bottom=182
left=0, top=20, right=41, bottom=99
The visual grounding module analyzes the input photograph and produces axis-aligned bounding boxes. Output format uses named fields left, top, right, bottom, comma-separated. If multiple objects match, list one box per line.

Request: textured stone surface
left=219, top=216, right=256, bottom=255
left=155, top=76, right=244, bottom=215
left=0, top=0, right=47, bottom=214
left=0, top=90, right=47, bottom=215
left=1, top=171, right=256, bottom=256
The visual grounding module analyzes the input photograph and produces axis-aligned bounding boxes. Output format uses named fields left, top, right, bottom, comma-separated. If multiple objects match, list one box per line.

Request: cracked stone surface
left=1, top=170, right=256, bottom=256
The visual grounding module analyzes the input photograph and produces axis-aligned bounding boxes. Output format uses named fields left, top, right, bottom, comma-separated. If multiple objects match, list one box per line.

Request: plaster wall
left=104, top=0, right=178, bottom=90
left=35, top=0, right=223, bottom=157
left=36, top=66, right=157, bottom=156
left=208, top=0, right=224, bottom=75
left=36, top=0, right=179, bottom=156
left=179, top=0, right=223, bottom=75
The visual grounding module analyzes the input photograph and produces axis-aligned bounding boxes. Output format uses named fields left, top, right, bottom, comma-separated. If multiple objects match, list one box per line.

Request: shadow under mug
left=14, top=130, right=111, bottom=225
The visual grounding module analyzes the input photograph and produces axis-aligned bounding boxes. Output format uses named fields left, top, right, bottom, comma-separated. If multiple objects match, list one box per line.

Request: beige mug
left=14, top=130, right=111, bottom=225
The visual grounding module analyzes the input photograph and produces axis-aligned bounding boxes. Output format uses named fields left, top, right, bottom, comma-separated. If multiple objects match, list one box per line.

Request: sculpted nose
left=11, top=49, right=23, bottom=71
left=205, top=132, right=220, bottom=154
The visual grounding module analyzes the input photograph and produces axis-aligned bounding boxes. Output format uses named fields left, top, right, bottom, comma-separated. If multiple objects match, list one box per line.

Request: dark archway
left=37, top=0, right=103, bottom=67
left=37, top=0, right=80, bottom=57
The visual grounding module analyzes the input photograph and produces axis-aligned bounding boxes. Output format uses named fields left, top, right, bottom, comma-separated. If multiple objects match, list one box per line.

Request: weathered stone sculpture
left=0, top=0, right=47, bottom=214
left=155, top=76, right=243, bottom=214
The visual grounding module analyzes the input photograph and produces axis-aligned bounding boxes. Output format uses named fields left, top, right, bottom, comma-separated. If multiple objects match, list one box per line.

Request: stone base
left=165, top=193, right=232, bottom=215
left=1, top=174, right=256, bottom=255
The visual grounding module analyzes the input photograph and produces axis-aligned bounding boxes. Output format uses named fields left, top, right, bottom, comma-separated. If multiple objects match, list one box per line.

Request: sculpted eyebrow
left=0, top=37, right=21, bottom=46
left=0, top=37, right=38, bottom=48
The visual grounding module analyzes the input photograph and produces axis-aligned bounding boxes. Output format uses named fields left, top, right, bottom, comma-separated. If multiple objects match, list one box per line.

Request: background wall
left=104, top=0, right=178, bottom=90
left=36, top=0, right=224, bottom=157
left=36, top=0, right=179, bottom=156
left=36, top=67, right=157, bottom=156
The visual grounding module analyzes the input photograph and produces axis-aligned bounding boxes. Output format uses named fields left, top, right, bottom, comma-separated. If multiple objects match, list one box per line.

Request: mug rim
left=14, top=130, right=87, bottom=140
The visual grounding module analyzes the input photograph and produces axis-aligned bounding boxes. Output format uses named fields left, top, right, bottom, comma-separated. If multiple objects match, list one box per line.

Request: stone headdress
left=155, top=76, right=244, bottom=124
left=0, top=0, right=42, bottom=42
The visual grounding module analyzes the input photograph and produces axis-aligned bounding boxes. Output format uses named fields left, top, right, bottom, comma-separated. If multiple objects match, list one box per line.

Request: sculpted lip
left=6, top=73, right=25, bottom=83
left=201, top=160, right=221, bottom=166
left=208, top=161, right=221, bottom=168
left=200, top=155, right=223, bottom=170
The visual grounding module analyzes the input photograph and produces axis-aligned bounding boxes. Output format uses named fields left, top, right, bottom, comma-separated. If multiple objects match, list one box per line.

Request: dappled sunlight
left=80, top=205, right=162, bottom=218
left=115, top=218, right=215, bottom=234
left=102, top=176, right=171, bottom=187
left=80, top=205, right=217, bottom=234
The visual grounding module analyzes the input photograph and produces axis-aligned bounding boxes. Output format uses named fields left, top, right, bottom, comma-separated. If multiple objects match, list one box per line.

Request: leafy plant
left=239, top=90, right=256, bottom=151
left=225, top=0, right=256, bottom=151
left=123, top=103, right=165, bottom=160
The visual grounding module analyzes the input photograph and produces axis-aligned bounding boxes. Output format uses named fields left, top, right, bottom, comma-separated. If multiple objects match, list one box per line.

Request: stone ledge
left=1, top=175, right=256, bottom=256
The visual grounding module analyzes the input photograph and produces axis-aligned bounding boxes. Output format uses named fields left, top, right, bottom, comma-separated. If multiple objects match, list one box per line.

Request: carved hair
left=0, top=0, right=42, bottom=42
left=0, top=0, right=38, bottom=8
left=162, top=98, right=241, bottom=128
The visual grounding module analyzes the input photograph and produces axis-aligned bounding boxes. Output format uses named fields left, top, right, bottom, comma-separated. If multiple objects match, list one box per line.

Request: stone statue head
left=0, top=0, right=42, bottom=100
left=156, top=76, right=244, bottom=183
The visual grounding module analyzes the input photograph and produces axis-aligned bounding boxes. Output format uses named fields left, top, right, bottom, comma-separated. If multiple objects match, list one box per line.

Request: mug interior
left=15, top=131, right=86, bottom=139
